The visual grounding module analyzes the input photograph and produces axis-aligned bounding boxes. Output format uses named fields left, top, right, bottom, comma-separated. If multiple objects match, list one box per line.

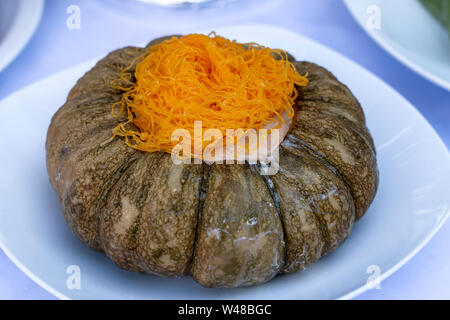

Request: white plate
left=0, top=0, right=44, bottom=73
left=344, top=0, right=450, bottom=91
left=0, top=24, right=449, bottom=300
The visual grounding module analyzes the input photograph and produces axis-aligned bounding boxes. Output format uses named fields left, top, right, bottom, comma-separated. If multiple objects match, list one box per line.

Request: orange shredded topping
left=111, top=33, right=308, bottom=155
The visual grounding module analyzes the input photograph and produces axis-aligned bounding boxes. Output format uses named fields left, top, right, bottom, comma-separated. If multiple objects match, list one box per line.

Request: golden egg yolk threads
left=111, top=33, right=308, bottom=158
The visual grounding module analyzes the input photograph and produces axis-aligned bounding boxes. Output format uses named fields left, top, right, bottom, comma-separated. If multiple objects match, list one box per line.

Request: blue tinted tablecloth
left=0, top=0, right=449, bottom=300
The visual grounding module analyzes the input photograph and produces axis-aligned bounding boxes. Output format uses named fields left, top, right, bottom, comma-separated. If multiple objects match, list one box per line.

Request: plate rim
left=0, top=0, right=45, bottom=73
left=343, top=0, right=450, bottom=91
left=0, top=23, right=449, bottom=300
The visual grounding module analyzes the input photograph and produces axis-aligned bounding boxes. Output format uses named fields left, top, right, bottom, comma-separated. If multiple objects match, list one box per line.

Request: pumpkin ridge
left=99, top=153, right=147, bottom=270
left=253, top=164, right=288, bottom=272
left=299, top=107, right=377, bottom=157
left=290, top=108, right=377, bottom=220
left=284, top=134, right=343, bottom=179
left=188, top=162, right=211, bottom=275
left=94, top=152, right=142, bottom=251
left=308, top=196, right=332, bottom=255
left=298, top=101, right=375, bottom=152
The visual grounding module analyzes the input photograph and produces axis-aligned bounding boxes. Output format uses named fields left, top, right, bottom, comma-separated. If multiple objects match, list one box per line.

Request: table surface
left=0, top=0, right=449, bottom=300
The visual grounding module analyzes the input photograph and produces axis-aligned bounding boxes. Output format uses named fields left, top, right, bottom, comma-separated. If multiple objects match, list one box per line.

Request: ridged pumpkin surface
left=46, top=35, right=378, bottom=288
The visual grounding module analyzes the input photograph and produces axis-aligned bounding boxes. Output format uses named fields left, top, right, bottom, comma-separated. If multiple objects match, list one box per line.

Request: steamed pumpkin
left=46, top=34, right=378, bottom=288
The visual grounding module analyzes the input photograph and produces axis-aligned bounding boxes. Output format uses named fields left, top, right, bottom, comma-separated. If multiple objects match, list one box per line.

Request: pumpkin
left=45, top=35, right=378, bottom=288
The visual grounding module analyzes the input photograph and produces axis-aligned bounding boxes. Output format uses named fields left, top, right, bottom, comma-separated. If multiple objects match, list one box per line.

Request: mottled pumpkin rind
left=45, top=36, right=378, bottom=288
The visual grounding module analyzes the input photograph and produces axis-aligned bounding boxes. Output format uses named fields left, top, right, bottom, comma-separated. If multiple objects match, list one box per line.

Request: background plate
left=0, top=24, right=449, bottom=300
left=0, top=0, right=44, bottom=73
left=344, top=0, right=450, bottom=91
